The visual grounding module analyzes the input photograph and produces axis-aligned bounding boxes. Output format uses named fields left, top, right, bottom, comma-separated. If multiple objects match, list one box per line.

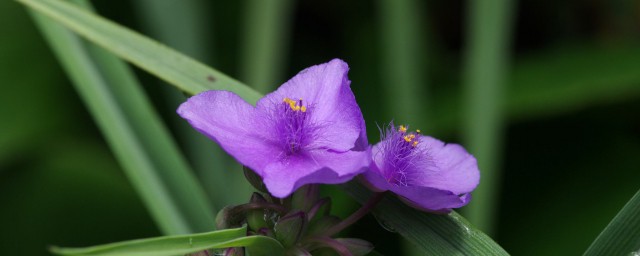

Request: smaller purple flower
left=178, top=59, right=370, bottom=198
left=362, top=123, right=480, bottom=213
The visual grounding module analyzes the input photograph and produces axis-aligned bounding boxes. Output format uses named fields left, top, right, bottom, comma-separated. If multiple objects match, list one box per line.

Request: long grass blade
left=27, top=0, right=215, bottom=234
left=431, top=46, right=640, bottom=135
left=343, top=182, right=509, bottom=255
left=584, top=189, right=640, bottom=255
left=239, top=0, right=294, bottom=93
left=51, top=226, right=284, bottom=256
left=377, top=0, right=429, bottom=130
left=18, top=0, right=262, bottom=104
left=461, top=0, right=515, bottom=234
left=132, top=0, right=251, bottom=208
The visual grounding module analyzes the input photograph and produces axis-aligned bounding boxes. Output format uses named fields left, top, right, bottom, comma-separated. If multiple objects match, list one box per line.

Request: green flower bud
left=246, top=193, right=271, bottom=231
left=291, top=184, right=319, bottom=211
left=274, top=211, right=307, bottom=248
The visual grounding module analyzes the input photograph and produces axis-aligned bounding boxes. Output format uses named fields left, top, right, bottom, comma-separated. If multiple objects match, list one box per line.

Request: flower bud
left=215, top=206, right=245, bottom=230
left=306, top=197, right=331, bottom=224
left=243, top=166, right=268, bottom=193
left=274, top=211, right=307, bottom=248
left=291, top=184, right=319, bottom=211
left=246, top=193, right=271, bottom=231
left=335, top=238, right=374, bottom=256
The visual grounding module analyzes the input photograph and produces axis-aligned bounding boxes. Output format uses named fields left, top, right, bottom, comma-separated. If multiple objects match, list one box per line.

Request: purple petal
left=414, top=136, right=480, bottom=195
left=262, top=149, right=370, bottom=198
left=177, top=91, right=280, bottom=175
left=256, top=59, right=364, bottom=152
left=360, top=162, right=391, bottom=193
left=392, top=186, right=472, bottom=213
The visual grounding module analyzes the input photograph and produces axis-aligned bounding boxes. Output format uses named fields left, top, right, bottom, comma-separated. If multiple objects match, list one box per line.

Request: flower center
left=380, top=125, right=424, bottom=186
left=277, top=98, right=311, bottom=155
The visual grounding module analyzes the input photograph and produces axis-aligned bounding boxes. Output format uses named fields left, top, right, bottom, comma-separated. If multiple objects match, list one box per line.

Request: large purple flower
left=362, top=123, right=479, bottom=213
left=178, top=59, right=370, bottom=198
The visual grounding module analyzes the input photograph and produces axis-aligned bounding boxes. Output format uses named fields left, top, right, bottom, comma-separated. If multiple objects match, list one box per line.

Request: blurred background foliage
left=1, top=0, right=639, bottom=255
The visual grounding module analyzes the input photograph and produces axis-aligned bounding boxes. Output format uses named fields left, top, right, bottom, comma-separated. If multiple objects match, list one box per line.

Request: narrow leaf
left=51, top=226, right=284, bottom=256
left=343, top=182, right=508, bottom=255
left=132, top=0, right=249, bottom=209
left=584, top=189, right=640, bottom=256
left=461, top=0, right=515, bottom=234
left=239, top=0, right=293, bottom=93
left=18, top=0, right=262, bottom=103
left=27, top=0, right=215, bottom=234
left=377, top=0, right=429, bottom=129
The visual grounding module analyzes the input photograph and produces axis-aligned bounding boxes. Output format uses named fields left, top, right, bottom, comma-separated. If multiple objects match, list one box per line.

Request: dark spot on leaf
left=207, top=75, right=216, bottom=82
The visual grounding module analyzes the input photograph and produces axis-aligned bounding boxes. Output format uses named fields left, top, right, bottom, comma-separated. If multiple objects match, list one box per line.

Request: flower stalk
left=318, top=192, right=385, bottom=238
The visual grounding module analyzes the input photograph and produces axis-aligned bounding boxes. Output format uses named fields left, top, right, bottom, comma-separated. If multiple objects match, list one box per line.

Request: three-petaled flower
left=362, top=123, right=480, bottom=213
left=178, top=59, right=370, bottom=198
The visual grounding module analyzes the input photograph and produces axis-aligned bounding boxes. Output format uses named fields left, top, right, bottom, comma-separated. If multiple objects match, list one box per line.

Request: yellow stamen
left=399, top=125, right=407, bottom=133
left=416, top=129, right=421, bottom=134
left=412, top=141, right=419, bottom=147
left=283, top=97, right=306, bottom=112
left=403, top=134, right=415, bottom=142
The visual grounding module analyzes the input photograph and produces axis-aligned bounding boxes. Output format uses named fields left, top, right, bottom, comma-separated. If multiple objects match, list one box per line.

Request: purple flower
left=362, top=123, right=480, bottom=213
left=178, top=59, right=370, bottom=198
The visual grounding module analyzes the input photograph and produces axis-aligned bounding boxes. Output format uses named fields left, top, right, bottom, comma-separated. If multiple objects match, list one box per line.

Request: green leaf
left=27, top=0, right=215, bottom=234
left=343, top=182, right=509, bottom=255
left=377, top=0, right=429, bottom=129
left=17, top=0, right=262, bottom=104
left=239, top=0, right=293, bottom=93
left=431, top=45, right=640, bottom=136
left=51, top=226, right=285, bottom=256
left=461, top=0, right=515, bottom=234
left=584, top=189, right=640, bottom=256
left=132, top=0, right=252, bottom=209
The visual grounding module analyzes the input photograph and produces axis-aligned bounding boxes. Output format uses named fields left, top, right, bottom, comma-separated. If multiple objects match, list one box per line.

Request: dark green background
left=1, top=0, right=639, bottom=255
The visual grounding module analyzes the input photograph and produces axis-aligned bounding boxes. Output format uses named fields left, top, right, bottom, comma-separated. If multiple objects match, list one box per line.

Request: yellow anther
left=283, top=97, right=307, bottom=112
left=403, top=134, right=415, bottom=142
left=416, top=129, right=421, bottom=134
left=399, top=125, right=407, bottom=133
left=412, top=141, right=419, bottom=147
